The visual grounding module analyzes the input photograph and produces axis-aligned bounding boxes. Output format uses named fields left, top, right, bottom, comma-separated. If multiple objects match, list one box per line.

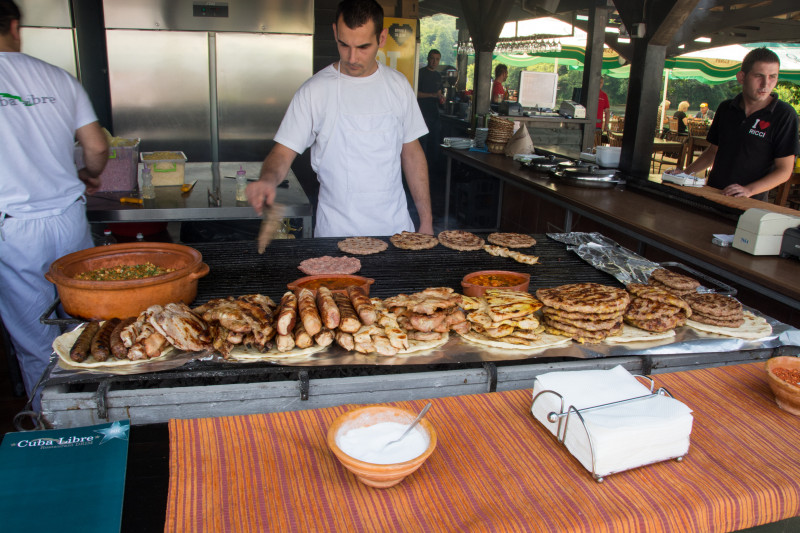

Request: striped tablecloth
left=166, top=363, right=800, bottom=532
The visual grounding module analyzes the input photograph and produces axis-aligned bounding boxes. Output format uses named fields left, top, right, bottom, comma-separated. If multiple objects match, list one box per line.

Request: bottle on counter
left=101, top=228, right=117, bottom=246
left=141, top=163, right=155, bottom=199
left=235, top=165, right=247, bottom=202
left=136, top=232, right=144, bottom=242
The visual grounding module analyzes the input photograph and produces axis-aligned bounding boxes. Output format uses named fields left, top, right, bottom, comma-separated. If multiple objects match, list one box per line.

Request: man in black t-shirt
left=417, top=49, right=443, bottom=165
left=679, top=47, right=799, bottom=201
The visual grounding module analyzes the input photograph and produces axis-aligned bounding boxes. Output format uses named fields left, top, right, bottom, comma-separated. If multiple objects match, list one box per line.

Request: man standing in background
left=679, top=47, right=798, bottom=200
left=596, top=77, right=610, bottom=132
left=0, top=0, right=108, bottom=407
left=417, top=49, right=443, bottom=167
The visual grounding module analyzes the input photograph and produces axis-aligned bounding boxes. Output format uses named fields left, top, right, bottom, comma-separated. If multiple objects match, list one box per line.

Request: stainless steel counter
left=86, top=162, right=313, bottom=237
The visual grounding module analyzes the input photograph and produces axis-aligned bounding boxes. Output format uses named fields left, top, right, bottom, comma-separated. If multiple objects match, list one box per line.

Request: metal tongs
left=257, top=202, right=286, bottom=254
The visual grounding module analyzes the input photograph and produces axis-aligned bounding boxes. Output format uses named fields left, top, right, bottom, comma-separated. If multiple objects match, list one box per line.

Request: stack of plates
left=442, top=137, right=473, bottom=150
left=474, top=128, right=489, bottom=148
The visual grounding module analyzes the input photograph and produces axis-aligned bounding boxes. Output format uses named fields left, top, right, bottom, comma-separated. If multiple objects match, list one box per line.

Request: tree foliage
left=419, top=14, right=458, bottom=67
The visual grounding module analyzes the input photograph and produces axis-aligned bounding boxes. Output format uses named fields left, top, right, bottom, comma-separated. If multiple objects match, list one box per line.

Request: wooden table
left=139, top=362, right=800, bottom=533
left=442, top=147, right=800, bottom=311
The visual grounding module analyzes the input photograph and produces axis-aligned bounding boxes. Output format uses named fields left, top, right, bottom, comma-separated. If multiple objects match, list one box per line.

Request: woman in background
left=673, top=101, right=690, bottom=135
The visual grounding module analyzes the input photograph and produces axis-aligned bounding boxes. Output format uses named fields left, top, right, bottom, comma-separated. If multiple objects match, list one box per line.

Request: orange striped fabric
left=165, top=363, right=800, bottom=532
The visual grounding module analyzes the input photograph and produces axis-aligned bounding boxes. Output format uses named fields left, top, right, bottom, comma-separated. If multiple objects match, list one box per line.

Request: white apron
left=314, top=63, right=414, bottom=238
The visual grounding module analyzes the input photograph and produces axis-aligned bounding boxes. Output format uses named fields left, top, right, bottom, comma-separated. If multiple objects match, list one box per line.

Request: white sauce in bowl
left=337, top=422, right=429, bottom=464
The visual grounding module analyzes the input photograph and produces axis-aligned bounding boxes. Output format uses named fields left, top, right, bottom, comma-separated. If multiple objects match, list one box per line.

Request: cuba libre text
left=17, top=435, right=95, bottom=447
left=0, top=95, right=57, bottom=106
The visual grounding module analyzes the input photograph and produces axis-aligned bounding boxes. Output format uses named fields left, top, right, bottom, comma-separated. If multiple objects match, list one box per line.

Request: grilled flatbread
left=536, top=283, right=630, bottom=314
left=437, top=230, right=485, bottom=251
left=686, top=310, right=771, bottom=339
left=487, top=232, right=536, bottom=248
left=604, top=324, right=676, bottom=344
left=390, top=231, right=439, bottom=250
left=458, top=329, right=571, bottom=351
left=337, top=237, right=388, bottom=255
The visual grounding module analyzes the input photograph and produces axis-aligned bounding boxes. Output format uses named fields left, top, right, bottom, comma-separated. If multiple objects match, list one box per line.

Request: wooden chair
left=668, top=117, right=679, bottom=132
left=610, top=116, right=624, bottom=133
left=774, top=172, right=800, bottom=208
left=609, top=133, right=623, bottom=147
left=652, top=131, right=687, bottom=173
left=687, top=120, right=709, bottom=138
left=594, top=130, right=603, bottom=147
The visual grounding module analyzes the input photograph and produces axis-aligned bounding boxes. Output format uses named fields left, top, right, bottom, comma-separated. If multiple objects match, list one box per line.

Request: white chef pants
left=0, top=200, right=93, bottom=405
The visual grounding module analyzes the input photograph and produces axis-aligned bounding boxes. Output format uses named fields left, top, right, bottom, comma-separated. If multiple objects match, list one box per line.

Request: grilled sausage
left=276, top=333, right=295, bottom=352
left=276, top=291, right=297, bottom=336
left=316, top=286, right=340, bottom=330
left=334, top=330, right=355, bottom=351
left=314, top=327, right=334, bottom=347
left=293, top=321, right=314, bottom=349
left=297, top=288, right=322, bottom=337
left=332, top=292, right=361, bottom=333
left=110, top=317, right=135, bottom=359
left=91, top=318, right=120, bottom=362
left=70, top=321, right=101, bottom=362
left=348, top=286, right=377, bottom=325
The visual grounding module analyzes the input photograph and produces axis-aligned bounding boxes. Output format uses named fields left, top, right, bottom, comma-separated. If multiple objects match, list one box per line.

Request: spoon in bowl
left=382, top=402, right=432, bottom=450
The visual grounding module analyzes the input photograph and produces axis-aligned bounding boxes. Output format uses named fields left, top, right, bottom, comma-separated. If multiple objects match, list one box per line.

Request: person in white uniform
left=247, top=0, right=433, bottom=237
left=0, top=0, right=108, bottom=407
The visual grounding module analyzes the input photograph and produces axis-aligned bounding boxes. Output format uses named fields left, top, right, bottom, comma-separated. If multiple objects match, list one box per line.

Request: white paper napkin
left=531, top=365, right=693, bottom=477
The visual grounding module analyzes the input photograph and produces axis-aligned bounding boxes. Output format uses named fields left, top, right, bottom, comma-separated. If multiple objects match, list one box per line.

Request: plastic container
left=595, top=146, right=621, bottom=168
left=74, top=139, right=140, bottom=192
left=140, top=164, right=155, bottom=199
left=140, top=151, right=187, bottom=186
left=235, top=165, right=247, bottom=202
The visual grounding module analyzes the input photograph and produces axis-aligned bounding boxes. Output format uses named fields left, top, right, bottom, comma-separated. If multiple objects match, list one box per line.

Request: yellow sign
left=378, top=17, right=417, bottom=87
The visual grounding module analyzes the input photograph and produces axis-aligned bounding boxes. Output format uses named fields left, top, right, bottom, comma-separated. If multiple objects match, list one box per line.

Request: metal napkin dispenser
left=780, top=226, right=800, bottom=259
left=733, top=208, right=800, bottom=255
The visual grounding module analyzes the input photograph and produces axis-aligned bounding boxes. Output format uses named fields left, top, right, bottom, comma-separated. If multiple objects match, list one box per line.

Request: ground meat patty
left=536, top=283, right=630, bottom=314
left=649, top=268, right=701, bottom=290
left=625, top=312, right=687, bottom=332
left=690, top=312, right=745, bottom=328
left=298, top=256, right=361, bottom=275
left=684, top=293, right=743, bottom=318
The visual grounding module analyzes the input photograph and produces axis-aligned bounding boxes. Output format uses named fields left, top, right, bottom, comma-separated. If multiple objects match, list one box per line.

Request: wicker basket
left=487, top=141, right=507, bottom=154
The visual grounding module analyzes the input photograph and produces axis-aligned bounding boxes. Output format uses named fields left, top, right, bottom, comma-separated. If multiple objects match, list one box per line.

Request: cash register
left=559, top=100, right=586, bottom=119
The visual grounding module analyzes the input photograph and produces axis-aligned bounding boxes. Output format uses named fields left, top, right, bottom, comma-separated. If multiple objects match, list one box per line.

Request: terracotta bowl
left=765, top=356, right=800, bottom=416
left=461, top=270, right=531, bottom=297
left=45, top=242, right=209, bottom=320
left=327, top=405, right=437, bottom=489
left=287, top=274, right=374, bottom=296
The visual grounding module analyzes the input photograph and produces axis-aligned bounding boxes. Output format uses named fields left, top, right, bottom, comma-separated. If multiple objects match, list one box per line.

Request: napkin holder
left=532, top=375, right=689, bottom=483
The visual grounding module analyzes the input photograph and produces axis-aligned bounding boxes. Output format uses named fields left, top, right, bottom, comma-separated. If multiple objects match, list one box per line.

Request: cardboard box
left=140, top=151, right=187, bottom=186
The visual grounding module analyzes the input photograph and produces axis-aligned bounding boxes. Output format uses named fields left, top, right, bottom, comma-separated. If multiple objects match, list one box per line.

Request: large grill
left=45, top=235, right=618, bottom=389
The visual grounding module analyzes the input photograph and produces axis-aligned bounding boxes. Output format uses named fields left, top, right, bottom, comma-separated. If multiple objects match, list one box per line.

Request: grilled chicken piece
left=148, top=302, right=210, bottom=352
left=450, top=320, right=472, bottom=335
left=371, top=334, right=398, bottom=356
left=407, top=331, right=444, bottom=341
left=409, top=310, right=447, bottom=332
left=143, top=332, right=169, bottom=358
left=354, top=340, right=375, bottom=354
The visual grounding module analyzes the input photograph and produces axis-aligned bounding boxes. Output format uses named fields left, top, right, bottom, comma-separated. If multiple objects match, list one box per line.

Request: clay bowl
left=45, top=242, right=209, bottom=320
left=765, top=356, right=800, bottom=416
left=461, top=270, right=531, bottom=297
left=327, top=405, right=437, bottom=489
left=287, top=274, right=374, bottom=296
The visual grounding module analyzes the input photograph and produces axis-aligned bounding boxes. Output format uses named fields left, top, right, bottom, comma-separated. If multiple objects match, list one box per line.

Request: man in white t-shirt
left=0, top=0, right=108, bottom=407
left=247, top=0, right=433, bottom=237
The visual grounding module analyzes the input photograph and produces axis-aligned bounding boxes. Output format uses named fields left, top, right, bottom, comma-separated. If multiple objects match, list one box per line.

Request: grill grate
left=191, top=235, right=620, bottom=304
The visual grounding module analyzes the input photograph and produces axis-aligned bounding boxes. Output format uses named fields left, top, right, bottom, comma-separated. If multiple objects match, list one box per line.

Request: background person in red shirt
left=492, top=64, right=508, bottom=103
left=597, top=77, right=610, bottom=131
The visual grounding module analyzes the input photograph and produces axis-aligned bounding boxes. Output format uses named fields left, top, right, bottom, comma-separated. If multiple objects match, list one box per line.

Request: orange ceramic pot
left=45, top=242, right=209, bottom=320
left=327, top=405, right=437, bottom=489
left=461, top=270, right=530, bottom=297
left=766, top=356, right=800, bottom=416
left=287, top=274, right=374, bottom=296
